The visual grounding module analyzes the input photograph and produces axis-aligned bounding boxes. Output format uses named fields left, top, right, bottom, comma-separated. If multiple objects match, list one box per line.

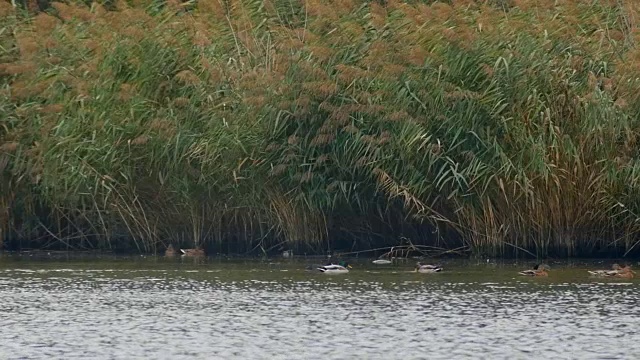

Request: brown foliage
left=287, top=135, right=299, bottom=145
left=39, top=103, right=64, bottom=115
left=194, top=30, right=212, bottom=48
left=302, top=81, right=339, bottom=99
left=335, top=64, right=368, bottom=85
left=385, top=111, right=409, bottom=123
left=15, top=33, right=40, bottom=59
left=174, top=70, right=201, bottom=86
left=10, top=79, right=53, bottom=101
left=0, top=141, right=19, bottom=153
left=300, top=171, right=313, bottom=183
left=118, top=83, right=136, bottom=101
left=33, top=13, right=60, bottom=33
left=131, top=135, right=149, bottom=146
left=370, top=2, right=387, bottom=29
left=270, top=164, right=288, bottom=177
left=310, top=133, right=335, bottom=147
left=342, top=124, right=359, bottom=134
left=173, top=97, right=191, bottom=108
left=0, top=1, right=14, bottom=17
left=315, top=154, right=329, bottom=166
left=0, top=62, right=36, bottom=76
left=149, top=118, right=176, bottom=138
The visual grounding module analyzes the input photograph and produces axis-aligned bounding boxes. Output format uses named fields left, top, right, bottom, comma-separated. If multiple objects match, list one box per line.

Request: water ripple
left=0, top=266, right=638, bottom=359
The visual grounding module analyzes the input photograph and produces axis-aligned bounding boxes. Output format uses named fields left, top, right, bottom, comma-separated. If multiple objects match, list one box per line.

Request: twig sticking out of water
left=337, top=244, right=469, bottom=259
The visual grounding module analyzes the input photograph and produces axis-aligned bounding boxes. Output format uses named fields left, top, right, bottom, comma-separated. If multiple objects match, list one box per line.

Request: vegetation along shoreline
left=2, top=1, right=640, bottom=259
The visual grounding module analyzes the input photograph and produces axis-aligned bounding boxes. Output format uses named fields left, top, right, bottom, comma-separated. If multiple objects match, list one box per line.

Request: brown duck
left=614, top=265, right=635, bottom=279
left=164, top=244, right=178, bottom=257
left=589, top=264, right=635, bottom=279
left=180, top=246, right=206, bottom=257
left=519, top=263, right=550, bottom=277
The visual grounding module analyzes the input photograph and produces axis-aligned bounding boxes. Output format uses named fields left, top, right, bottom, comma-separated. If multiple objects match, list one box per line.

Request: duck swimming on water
left=610, top=264, right=635, bottom=279
left=614, top=265, right=635, bottom=279
left=317, top=262, right=352, bottom=274
left=180, top=247, right=206, bottom=257
left=588, top=263, right=635, bottom=278
left=415, top=263, right=443, bottom=273
left=518, top=263, right=550, bottom=276
left=588, top=263, right=623, bottom=277
left=164, top=244, right=178, bottom=257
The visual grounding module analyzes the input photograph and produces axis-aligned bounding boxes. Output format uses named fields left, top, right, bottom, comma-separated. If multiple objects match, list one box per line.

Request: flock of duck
left=166, top=245, right=636, bottom=278
left=312, top=261, right=636, bottom=278
left=585, top=263, right=636, bottom=279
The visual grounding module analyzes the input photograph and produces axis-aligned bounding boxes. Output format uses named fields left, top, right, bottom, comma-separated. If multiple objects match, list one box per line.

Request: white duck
left=317, top=262, right=352, bottom=274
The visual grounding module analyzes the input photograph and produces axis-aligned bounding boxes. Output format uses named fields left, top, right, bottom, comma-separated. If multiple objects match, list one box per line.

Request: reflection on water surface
left=0, top=257, right=638, bottom=359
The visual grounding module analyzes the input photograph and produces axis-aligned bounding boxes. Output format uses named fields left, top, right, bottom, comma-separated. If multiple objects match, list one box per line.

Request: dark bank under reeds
left=2, top=0, right=640, bottom=258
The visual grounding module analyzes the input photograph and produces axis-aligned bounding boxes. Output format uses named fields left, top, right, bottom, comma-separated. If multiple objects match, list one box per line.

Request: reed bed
left=2, top=0, right=640, bottom=257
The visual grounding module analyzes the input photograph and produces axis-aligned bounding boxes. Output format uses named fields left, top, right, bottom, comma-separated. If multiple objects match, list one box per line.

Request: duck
left=317, top=262, right=352, bottom=274
left=588, top=263, right=623, bottom=277
left=180, top=246, right=206, bottom=257
left=164, top=244, right=178, bottom=257
left=615, top=268, right=635, bottom=279
left=519, top=263, right=550, bottom=276
left=589, top=264, right=635, bottom=278
left=415, top=262, right=443, bottom=273
left=613, top=264, right=635, bottom=279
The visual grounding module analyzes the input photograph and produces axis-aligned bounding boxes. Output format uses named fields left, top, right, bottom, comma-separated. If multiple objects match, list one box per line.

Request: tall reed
left=1, top=0, right=640, bottom=257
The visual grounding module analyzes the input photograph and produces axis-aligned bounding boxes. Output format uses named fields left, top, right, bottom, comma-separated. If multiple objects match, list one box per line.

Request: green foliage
left=1, top=0, right=640, bottom=257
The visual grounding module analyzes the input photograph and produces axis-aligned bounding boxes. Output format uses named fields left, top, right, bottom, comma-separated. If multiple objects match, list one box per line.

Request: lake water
left=0, top=255, right=639, bottom=359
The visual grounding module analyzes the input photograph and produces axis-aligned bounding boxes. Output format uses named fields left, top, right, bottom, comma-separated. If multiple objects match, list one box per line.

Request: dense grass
left=2, top=0, right=640, bottom=258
